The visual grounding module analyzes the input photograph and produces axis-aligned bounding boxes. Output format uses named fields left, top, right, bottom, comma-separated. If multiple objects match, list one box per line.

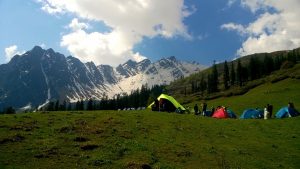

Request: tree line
left=43, top=85, right=165, bottom=111
left=190, top=49, right=300, bottom=94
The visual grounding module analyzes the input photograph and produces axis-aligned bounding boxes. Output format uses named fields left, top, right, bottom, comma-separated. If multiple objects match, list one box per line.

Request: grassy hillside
left=185, top=78, right=300, bottom=115
left=172, top=62, right=300, bottom=110
left=168, top=48, right=300, bottom=97
left=1, top=54, right=300, bottom=168
left=1, top=109, right=300, bottom=168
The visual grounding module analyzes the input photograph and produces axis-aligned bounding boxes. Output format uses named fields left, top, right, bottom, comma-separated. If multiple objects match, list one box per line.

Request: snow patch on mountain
left=0, top=46, right=206, bottom=109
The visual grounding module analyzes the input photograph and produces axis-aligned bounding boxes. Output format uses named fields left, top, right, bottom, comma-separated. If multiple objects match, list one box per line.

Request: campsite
left=0, top=77, right=299, bottom=168
left=1, top=1, right=300, bottom=168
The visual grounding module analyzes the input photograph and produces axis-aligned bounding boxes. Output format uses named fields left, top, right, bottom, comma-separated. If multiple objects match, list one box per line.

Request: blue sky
left=1, top=0, right=300, bottom=66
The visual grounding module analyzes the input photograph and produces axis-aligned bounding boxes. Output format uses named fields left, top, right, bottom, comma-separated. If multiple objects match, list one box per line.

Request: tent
left=147, top=94, right=186, bottom=112
left=227, top=109, right=237, bottom=118
left=204, top=110, right=213, bottom=117
left=240, top=109, right=264, bottom=119
left=212, top=107, right=236, bottom=119
left=276, top=107, right=299, bottom=118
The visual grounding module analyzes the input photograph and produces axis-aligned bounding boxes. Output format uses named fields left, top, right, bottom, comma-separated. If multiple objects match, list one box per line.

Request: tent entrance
left=160, top=98, right=176, bottom=112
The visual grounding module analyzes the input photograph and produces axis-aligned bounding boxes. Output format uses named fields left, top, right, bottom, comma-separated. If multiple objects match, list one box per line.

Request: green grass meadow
left=0, top=78, right=300, bottom=169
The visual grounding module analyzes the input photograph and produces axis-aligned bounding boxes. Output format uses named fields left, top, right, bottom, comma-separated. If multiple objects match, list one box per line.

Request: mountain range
left=0, top=46, right=205, bottom=109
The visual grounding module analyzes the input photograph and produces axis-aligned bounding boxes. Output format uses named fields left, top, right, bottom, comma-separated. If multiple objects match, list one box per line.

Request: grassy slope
left=0, top=110, right=300, bottom=169
left=186, top=78, right=300, bottom=115
left=0, top=77, right=300, bottom=169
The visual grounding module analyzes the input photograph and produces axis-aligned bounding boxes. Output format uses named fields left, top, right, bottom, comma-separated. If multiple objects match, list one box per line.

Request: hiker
left=288, top=102, right=295, bottom=109
left=211, top=106, right=215, bottom=115
left=264, top=104, right=270, bottom=120
left=159, top=99, right=164, bottom=112
left=268, top=104, right=273, bottom=118
left=194, top=104, right=199, bottom=115
left=202, top=102, right=207, bottom=116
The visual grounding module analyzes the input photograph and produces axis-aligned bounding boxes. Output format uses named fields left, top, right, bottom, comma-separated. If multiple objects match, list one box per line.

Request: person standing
left=264, top=104, right=269, bottom=120
left=194, top=104, right=199, bottom=115
left=202, top=102, right=207, bottom=116
left=268, top=104, right=273, bottom=118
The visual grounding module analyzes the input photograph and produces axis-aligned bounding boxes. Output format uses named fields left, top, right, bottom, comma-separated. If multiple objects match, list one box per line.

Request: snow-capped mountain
left=0, top=46, right=205, bottom=109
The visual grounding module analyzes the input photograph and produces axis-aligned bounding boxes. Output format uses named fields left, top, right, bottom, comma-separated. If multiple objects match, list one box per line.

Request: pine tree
left=199, top=75, right=207, bottom=94
left=211, top=61, right=219, bottom=92
left=248, top=57, right=255, bottom=80
left=87, top=99, right=93, bottom=110
left=55, top=100, right=59, bottom=111
left=236, top=59, right=243, bottom=86
left=79, top=100, right=84, bottom=110
left=274, top=55, right=283, bottom=70
left=223, top=60, right=229, bottom=90
left=75, top=101, right=80, bottom=110
left=230, top=62, right=235, bottom=87
left=59, top=100, right=66, bottom=111
left=47, top=101, right=54, bottom=111
left=207, top=74, right=213, bottom=93
left=263, top=55, right=274, bottom=75
left=288, top=50, right=297, bottom=63
left=67, top=102, right=72, bottom=111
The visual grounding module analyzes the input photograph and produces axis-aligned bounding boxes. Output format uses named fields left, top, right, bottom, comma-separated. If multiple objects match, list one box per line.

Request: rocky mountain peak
left=0, top=46, right=205, bottom=110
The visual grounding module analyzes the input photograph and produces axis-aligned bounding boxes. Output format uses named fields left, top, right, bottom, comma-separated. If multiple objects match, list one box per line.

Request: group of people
left=263, top=104, right=273, bottom=119
left=193, top=102, right=207, bottom=116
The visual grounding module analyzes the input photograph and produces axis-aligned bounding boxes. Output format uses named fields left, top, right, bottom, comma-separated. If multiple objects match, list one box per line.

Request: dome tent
left=240, top=109, right=264, bottom=119
left=147, top=94, right=186, bottom=112
left=276, top=107, right=299, bottom=118
left=212, top=107, right=236, bottom=119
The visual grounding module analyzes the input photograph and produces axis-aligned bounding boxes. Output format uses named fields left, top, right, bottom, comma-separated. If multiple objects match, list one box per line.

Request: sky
left=1, top=0, right=300, bottom=66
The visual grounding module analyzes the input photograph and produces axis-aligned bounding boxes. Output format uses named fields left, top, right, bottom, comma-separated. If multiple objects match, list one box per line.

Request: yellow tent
left=147, top=94, right=186, bottom=111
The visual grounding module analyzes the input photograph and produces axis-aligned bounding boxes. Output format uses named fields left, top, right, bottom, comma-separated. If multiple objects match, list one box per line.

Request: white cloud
left=68, top=18, right=89, bottom=31
left=227, top=0, right=237, bottom=7
left=61, top=28, right=145, bottom=65
left=37, top=0, right=194, bottom=66
left=221, top=23, right=246, bottom=35
left=4, top=45, right=25, bottom=62
left=223, top=0, right=300, bottom=56
left=197, top=33, right=209, bottom=41
left=40, top=43, right=47, bottom=49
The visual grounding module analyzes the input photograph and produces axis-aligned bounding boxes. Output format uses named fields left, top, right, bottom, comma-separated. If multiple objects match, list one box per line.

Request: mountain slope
left=0, top=46, right=205, bottom=109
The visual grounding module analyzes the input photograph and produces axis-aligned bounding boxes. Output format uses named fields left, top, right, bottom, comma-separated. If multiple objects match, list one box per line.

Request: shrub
left=280, top=61, right=295, bottom=69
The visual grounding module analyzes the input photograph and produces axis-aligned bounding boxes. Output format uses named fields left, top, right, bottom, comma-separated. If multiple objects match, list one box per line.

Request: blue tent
left=276, top=107, right=299, bottom=118
left=240, top=109, right=263, bottom=119
left=204, top=110, right=213, bottom=117
left=227, top=109, right=237, bottom=118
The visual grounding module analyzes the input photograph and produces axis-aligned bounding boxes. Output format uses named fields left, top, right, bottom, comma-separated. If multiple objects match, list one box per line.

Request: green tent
left=147, top=94, right=186, bottom=111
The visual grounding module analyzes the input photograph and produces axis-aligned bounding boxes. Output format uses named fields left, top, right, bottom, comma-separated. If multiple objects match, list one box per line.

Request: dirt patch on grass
left=91, top=159, right=112, bottom=166
left=119, top=130, right=134, bottom=139
left=74, top=136, right=89, bottom=142
left=34, top=153, right=49, bottom=159
left=176, top=150, right=192, bottom=157
left=125, top=162, right=152, bottom=169
left=34, top=147, right=59, bottom=159
left=75, top=119, right=87, bottom=126
left=0, top=134, right=25, bottom=144
left=81, top=144, right=99, bottom=150
left=0, top=124, right=8, bottom=128
left=10, top=120, right=39, bottom=131
left=58, top=125, right=75, bottom=133
left=103, top=117, right=125, bottom=127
